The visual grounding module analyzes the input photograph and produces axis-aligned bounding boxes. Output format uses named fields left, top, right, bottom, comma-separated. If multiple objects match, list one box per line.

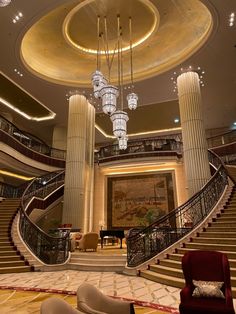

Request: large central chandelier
left=91, top=15, right=138, bottom=150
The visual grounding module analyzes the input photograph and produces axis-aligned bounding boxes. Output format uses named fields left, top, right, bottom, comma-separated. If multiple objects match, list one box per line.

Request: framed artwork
left=107, top=172, right=175, bottom=229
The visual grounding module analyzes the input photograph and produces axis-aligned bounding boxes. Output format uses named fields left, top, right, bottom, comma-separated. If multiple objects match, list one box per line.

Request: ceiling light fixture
left=12, top=12, right=23, bottom=24
left=171, top=65, right=205, bottom=93
left=91, top=14, right=138, bottom=149
left=229, top=12, right=235, bottom=27
left=0, top=0, right=11, bottom=7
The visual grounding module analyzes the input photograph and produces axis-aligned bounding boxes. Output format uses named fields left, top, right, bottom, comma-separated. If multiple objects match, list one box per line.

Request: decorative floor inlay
left=0, top=288, right=179, bottom=314
left=0, top=270, right=180, bottom=310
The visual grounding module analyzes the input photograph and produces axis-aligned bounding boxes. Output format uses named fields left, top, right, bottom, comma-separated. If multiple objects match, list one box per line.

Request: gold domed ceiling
left=20, top=0, right=212, bottom=87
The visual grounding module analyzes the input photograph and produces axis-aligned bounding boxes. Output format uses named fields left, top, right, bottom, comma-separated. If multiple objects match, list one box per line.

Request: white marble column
left=63, top=95, right=95, bottom=232
left=52, top=126, right=67, bottom=150
left=177, top=71, right=211, bottom=197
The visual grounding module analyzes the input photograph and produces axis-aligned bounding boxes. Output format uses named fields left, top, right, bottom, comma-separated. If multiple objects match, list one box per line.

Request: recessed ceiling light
left=233, top=122, right=236, bottom=126
left=229, top=12, right=235, bottom=27
left=174, top=118, right=180, bottom=123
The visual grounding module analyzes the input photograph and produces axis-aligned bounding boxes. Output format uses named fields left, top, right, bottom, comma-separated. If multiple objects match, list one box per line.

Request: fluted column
left=52, top=126, right=67, bottom=150
left=63, top=94, right=95, bottom=232
left=177, top=71, right=211, bottom=197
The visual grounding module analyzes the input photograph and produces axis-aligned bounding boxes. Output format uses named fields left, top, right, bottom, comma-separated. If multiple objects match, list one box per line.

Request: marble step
left=70, top=256, right=126, bottom=265
left=0, top=241, right=13, bottom=246
left=167, top=253, right=236, bottom=267
left=184, top=242, right=236, bottom=251
left=69, top=262, right=126, bottom=272
left=206, top=226, right=236, bottom=232
left=192, top=237, right=236, bottom=245
left=0, top=260, right=26, bottom=268
left=209, top=221, right=236, bottom=227
left=0, top=250, right=18, bottom=257
left=215, top=217, right=236, bottom=222
left=0, top=265, right=31, bottom=274
left=200, top=231, right=236, bottom=238
left=176, top=248, right=236, bottom=259
left=0, top=255, right=23, bottom=262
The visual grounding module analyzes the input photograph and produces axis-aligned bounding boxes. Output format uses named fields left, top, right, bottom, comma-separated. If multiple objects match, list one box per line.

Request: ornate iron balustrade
left=0, top=115, right=66, bottom=160
left=0, top=182, right=27, bottom=198
left=126, top=151, right=228, bottom=267
left=19, top=171, right=69, bottom=264
left=96, top=135, right=183, bottom=162
left=207, top=129, right=236, bottom=148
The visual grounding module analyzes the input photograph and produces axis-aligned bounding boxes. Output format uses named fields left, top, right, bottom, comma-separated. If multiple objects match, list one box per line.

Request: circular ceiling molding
left=63, top=0, right=159, bottom=55
left=20, top=0, right=213, bottom=87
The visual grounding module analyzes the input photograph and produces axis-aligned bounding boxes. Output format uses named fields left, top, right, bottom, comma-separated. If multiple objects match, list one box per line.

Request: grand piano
left=100, top=230, right=125, bottom=249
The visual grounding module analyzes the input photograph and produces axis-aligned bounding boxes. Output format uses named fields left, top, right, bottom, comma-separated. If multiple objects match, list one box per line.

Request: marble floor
left=0, top=270, right=180, bottom=308
left=0, top=270, right=235, bottom=312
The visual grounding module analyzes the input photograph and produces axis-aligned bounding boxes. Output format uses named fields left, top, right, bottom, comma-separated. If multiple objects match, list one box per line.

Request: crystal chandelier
left=0, top=0, right=11, bottom=7
left=91, top=14, right=138, bottom=149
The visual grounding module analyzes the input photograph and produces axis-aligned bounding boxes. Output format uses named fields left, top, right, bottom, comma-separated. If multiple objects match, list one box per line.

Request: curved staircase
left=140, top=166, right=236, bottom=297
left=0, top=198, right=33, bottom=274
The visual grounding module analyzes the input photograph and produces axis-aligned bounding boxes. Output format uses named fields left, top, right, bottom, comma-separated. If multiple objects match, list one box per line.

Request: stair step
left=185, top=242, right=236, bottom=251
left=0, top=251, right=18, bottom=257
left=192, top=237, right=236, bottom=244
left=69, top=263, right=125, bottom=272
left=207, top=226, right=236, bottom=232
left=211, top=221, right=236, bottom=227
left=149, top=264, right=184, bottom=278
left=0, top=261, right=26, bottom=267
left=0, top=246, right=15, bottom=251
left=0, top=266, right=31, bottom=274
left=215, top=217, right=236, bottom=222
left=0, top=241, right=13, bottom=246
left=160, top=259, right=182, bottom=269
left=201, top=232, right=236, bottom=238
left=0, top=256, right=22, bottom=262
left=176, top=248, right=236, bottom=259
left=70, top=258, right=126, bottom=265
left=140, top=270, right=184, bottom=289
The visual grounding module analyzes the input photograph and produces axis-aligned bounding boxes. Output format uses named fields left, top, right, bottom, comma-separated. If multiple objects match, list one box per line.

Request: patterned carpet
left=0, top=288, right=179, bottom=314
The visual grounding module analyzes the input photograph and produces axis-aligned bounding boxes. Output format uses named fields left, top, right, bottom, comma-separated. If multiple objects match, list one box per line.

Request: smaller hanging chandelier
left=127, top=92, right=138, bottom=110
left=0, top=0, right=11, bottom=7
left=118, top=135, right=128, bottom=150
left=91, top=70, right=107, bottom=99
left=100, top=85, right=119, bottom=115
left=110, top=110, right=129, bottom=138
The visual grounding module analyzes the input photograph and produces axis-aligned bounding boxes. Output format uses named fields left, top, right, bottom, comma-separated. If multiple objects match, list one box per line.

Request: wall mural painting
left=107, top=172, right=175, bottom=229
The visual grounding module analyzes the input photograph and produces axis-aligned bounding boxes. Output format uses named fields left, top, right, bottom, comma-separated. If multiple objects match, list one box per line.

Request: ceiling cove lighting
left=0, top=170, right=34, bottom=181
left=0, top=0, right=11, bottom=7
left=0, top=97, right=56, bottom=121
left=91, top=15, right=139, bottom=149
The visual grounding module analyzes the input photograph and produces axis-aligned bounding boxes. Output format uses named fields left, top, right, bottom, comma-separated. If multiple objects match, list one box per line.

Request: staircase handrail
left=19, top=170, right=69, bottom=264
left=126, top=150, right=228, bottom=267
left=0, top=114, right=66, bottom=160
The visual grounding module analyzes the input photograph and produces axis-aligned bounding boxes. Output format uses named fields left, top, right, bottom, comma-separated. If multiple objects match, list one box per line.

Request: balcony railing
left=0, top=115, right=66, bottom=160
left=96, top=135, right=183, bottom=162
left=126, top=150, right=228, bottom=267
left=19, top=171, right=69, bottom=264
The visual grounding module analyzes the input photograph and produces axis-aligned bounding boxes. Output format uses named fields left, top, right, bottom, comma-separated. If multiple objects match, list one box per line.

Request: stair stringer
left=124, top=181, right=233, bottom=275
left=11, top=213, right=71, bottom=272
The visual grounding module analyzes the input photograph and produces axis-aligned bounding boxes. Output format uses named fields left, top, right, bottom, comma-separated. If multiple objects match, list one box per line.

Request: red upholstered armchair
left=179, top=250, right=235, bottom=314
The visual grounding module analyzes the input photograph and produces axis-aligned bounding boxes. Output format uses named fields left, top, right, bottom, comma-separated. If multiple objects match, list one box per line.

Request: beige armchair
left=40, top=297, right=85, bottom=314
left=77, top=232, right=99, bottom=251
left=77, top=283, right=135, bottom=314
